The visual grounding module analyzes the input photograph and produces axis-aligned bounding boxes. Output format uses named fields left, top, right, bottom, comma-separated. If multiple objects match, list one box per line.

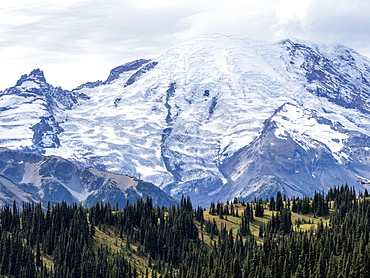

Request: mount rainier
left=1, top=34, right=370, bottom=206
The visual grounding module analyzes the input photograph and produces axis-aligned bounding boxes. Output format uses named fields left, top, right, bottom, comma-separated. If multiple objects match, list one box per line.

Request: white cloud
left=0, top=0, right=194, bottom=89
left=175, top=0, right=278, bottom=42
left=274, top=0, right=370, bottom=55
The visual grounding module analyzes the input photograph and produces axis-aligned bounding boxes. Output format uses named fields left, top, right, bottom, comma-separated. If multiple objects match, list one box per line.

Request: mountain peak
left=16, top=68, right=47, bottom=88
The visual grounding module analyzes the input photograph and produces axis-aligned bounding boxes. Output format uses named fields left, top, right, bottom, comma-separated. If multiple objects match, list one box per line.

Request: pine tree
left=276, top=191, right=284, bottom=211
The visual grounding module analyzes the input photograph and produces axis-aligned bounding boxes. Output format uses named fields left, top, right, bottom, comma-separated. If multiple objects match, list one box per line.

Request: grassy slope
left=40, top=202, right=330, bottom=277
left=200, top=203, right=329, bottom=244
left=93, top=226, right=151, bottom=276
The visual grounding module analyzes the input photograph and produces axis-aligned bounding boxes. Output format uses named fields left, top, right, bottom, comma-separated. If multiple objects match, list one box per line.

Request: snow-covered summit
left=0, top=67, right=88, bottom=152
left=1, top=34, right=370, bottom=205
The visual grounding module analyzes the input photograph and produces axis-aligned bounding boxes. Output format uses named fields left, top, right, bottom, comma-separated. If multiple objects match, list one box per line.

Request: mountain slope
left=0, top=147, right=177, bottom=208
left=219, top=102, right=366, bottom=201
left=1, top=34, right=370, bottom=205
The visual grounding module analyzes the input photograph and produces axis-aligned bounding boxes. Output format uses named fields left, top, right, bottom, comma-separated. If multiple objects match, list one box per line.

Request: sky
left=1, top=0, right=370, bottom=90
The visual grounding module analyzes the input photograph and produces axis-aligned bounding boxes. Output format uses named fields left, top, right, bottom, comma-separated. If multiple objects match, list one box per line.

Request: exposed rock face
left=219, top=103, right=362, bottom=202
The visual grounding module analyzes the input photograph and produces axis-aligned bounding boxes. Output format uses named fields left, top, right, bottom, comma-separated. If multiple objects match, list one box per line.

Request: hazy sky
left=1, top=0, right=370, bottom=90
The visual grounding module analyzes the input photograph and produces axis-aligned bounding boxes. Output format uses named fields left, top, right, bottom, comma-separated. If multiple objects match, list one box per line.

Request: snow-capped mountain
left=0, top=147, right=177, bottom=208
left=0, top=69, right=88, bottom=152
left=1, top=34, right=370, bottom=205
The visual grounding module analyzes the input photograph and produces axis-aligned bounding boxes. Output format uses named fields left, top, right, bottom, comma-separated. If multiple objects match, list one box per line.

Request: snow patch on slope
left=274, top=103, right=348, bottom=158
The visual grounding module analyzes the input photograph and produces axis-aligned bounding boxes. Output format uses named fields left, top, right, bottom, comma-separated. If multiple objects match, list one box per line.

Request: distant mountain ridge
left=0, top=147, right=177, bottom=208
left=1, top=34, right=370, bottom=205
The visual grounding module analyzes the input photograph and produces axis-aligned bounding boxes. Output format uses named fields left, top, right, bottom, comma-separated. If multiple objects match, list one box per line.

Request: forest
left=0, top=185, right=369, bottom=277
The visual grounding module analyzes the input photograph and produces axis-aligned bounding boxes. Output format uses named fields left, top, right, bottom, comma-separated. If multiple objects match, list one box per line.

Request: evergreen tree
left=276, top=191, right=284, bottom=211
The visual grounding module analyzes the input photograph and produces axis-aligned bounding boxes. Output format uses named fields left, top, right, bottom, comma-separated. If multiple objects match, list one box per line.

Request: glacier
left=1, top=34, right=370, bottom=206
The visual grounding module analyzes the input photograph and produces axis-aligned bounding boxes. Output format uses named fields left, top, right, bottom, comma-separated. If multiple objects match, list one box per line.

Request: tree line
left=0, top=185, right=369, bottom=277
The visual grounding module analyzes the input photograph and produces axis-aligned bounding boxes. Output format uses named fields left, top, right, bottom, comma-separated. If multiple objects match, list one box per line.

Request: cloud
left=0, top=0, right=197, bottom=89
left=273, top=0, right=370, bottom=56
left=173, top=0, right=278, bottom=41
